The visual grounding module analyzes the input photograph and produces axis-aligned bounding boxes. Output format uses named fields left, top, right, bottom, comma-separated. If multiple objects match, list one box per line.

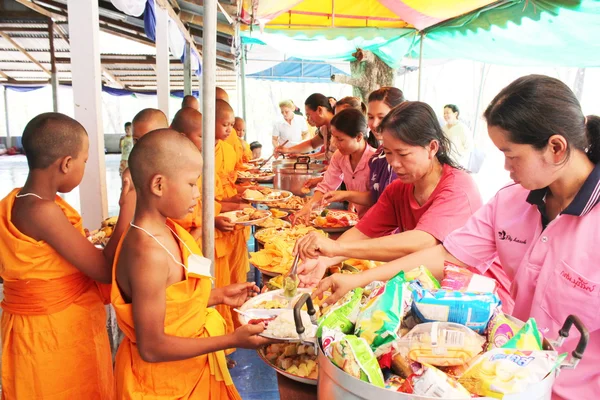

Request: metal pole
left=155, top=0, right=170, bottom=119
left=240, top=44, right=248, bottom=122
left=48, top=19, right=58, bottom=112
left=184, top=41, right=192, bottom=96
left=417, top=32, right=424, bottom=101
left=202, top=0, right=217, bottom=270
left=472, top=63, right=488, bottom=141
left=3, top=87, right=10, bottom=146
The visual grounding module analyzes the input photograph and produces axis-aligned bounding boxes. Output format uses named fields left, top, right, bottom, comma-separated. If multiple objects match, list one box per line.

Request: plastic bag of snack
left=404, top=265, right=441, bottom=291
left=486, top=312, right=520, bottom=350
left=355, top=272, right=412, bottom=351
left=317, top=288, right=364, bottom=336
left=394, top=322, right=485, bottom=367
left=377, top=343, right=419, bottom=378
left=458, top=348, right=565, bottom=398
left=384, top=374, right=406, bottom=392
left=400, top=364, right=471, bottom=398
left=441, top=263, right=497, bottom=293
left=410, top=282, right=500, bottom=334
left=502, top=318, right=543, bottom=351
left=326, top=332, right=385, bottom=388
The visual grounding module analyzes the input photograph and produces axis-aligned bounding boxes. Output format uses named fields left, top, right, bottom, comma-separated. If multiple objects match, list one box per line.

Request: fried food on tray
left=269, top=195, right=308, bottom=210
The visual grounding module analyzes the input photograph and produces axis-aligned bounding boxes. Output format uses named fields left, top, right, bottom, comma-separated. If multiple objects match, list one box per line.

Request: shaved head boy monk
left=181, top=95, right=200, bottom=111
left=0, top=112, right=135, bottom=399
left=132, top=108, right=168, bottom=144
left=112, top=129, right=271, bottom=399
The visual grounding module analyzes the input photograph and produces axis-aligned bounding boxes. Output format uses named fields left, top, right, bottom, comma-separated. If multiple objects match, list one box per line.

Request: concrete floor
left=0, top=153, right=280, bottom=399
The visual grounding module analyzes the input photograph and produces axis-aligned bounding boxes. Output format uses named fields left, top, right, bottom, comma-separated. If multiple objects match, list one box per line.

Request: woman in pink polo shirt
left=315, top=75, right=600, bottom=399
left=292, top=102, right=515, bottom=304
left=294, top=108, right=377, bottom=220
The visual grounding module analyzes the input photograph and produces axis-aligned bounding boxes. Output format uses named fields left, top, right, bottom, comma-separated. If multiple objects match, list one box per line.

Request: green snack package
left=502, top=318, right=543, bottom=351
left=329, top=334, right=385, bottom=387
left=317, top=288, right=364, bottom=336
left=405, top=265, right=441, bottom=291
left=355, top=272, right=412, bottom=352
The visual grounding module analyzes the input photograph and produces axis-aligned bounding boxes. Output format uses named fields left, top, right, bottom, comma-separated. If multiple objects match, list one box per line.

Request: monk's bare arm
left=128, top=246, right=239, bottom=363
left=103, top=173, right=136, bottom=262
left=25, top=201, right=115, bottom=283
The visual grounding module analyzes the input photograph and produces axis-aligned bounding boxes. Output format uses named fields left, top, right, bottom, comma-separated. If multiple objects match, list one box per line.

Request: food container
left=317, top=315, right=588, bottom=400
left=273, top=156, right=326, bottom=196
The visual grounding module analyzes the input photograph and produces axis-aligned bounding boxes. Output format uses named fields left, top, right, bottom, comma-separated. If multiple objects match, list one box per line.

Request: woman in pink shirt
left=315, top=75, right=600, bottom=399
left=294, top=108, right=377, bottom=220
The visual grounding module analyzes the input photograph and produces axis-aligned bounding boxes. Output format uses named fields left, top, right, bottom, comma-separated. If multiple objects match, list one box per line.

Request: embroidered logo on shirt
left=560, top=270, right=597, bottom=293
left=498, top=230, right=527, bottom=244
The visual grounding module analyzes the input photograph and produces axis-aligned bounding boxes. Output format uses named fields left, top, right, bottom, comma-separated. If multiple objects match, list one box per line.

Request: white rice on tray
left=264, top=310, right=316, bottom=339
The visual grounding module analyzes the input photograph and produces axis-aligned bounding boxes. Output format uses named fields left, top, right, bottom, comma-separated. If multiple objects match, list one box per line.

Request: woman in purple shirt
left=324, top=87, right=406, bottom=207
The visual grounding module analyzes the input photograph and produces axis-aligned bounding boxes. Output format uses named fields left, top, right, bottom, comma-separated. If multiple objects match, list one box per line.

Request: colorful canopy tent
left=240, top=0, right=600, bottom=68
left=247, top=57, right=349, bottom=83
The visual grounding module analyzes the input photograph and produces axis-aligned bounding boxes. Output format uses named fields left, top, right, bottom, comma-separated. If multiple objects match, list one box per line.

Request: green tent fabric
left=240, top=28, right=418, bottom=69
left=242, top=0, right=600, bottom=68
left=410, top=0, right=600, bottom=67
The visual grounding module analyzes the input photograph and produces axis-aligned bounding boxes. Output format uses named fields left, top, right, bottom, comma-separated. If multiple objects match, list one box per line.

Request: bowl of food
left=219, top=208, right=271, bottom=226
left=243, top=188, right=293, bottom=204
left=311, top=209, right=358, bottom=233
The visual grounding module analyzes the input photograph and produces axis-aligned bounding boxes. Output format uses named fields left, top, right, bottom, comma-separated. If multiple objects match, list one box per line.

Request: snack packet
left=502, top=318, right=543, bottom=351
left=441, top=263, right=497, bottom=293
left=384, top=374, right=406, bottom=392
left=327, top=332, right=385, bottom=388
left=405, top=265, right=441, bottom=291
left=410, top=282, right=500, bottom=334
left=395, top=322, right=485, bottom=366
left=400, top=364, right=471, bottom=398
left=458, top=348, right=565, bottom=398
left=486, top=313, right=520, bottom=350
left=317, top=288, right=364, bottom=336
left=355, top=272, right=412, bottom=351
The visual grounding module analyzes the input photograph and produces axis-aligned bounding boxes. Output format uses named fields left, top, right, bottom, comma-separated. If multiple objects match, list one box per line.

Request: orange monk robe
left=0, top=189, right=114, bottom=400
left=111, top=219, right=241, bottom=400
left=241, top=138, right=253, bottom=163
left=172, top=177, right=234, bottom=336
left=215, top=140, right=250, bottom=329
left=225, top=129, right=247, bottom=172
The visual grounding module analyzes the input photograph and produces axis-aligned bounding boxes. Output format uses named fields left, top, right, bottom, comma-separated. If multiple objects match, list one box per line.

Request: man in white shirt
left=272, top=100, right=308, bottom=148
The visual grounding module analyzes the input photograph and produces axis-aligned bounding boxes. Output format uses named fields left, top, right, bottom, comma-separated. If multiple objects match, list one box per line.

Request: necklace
left=15, top=192, right=43, bottom=200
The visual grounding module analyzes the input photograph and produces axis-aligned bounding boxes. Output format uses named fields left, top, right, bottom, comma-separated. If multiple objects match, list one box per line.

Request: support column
left=183, top=41, right=192, bottom=96
left=240, top=44, right=247, bottom=122
left=3, top=87, right=10, bottom=147
left=417, top=32, right=424, bottom=101
left=155, top=0, right=170, bottom=119
left=67, top=0, right=107, bottom=228
left=48, top=19, right=58, bottom=112
left=202, top=0, right=217, bottom=271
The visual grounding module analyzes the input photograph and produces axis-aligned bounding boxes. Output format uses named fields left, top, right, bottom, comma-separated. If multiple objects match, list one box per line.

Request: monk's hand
left=215, top=216, right=235, bottom=232
left=233, top=324, right=277, bottom=349
left=312, top=273, right=358, bottom=307
left=220, top=282, right=260, bottom=307
left=294, top=232, right=340, bottom=260
left=119, top=172, right=136, bottom=207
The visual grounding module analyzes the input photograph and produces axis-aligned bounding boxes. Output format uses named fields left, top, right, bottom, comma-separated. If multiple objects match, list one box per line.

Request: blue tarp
left=248, top=57, right=349, bottom=83
left=1, top=83, right=200, bottom=99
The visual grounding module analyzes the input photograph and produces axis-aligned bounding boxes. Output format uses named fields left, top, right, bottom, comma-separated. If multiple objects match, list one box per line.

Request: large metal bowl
left=273, top=156, right=326, bottom=196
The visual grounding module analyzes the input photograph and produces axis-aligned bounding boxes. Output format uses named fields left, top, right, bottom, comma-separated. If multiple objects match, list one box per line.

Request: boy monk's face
left=160, top=147, right=202, bottom=219
left=215, top=110, right=234, bottom=142
left=60, top=134, right=89, bottom=193
left=186, top=129, right=202, bottom=153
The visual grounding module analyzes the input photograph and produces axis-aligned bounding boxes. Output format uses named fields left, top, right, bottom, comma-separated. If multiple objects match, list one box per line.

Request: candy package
left=384, top=373, right=406, bottom=392
left=458, top=348, right=565, bottom=398
left=394, top=322, right=485, bottom=367
left=317, top=288, right=364, bottom=336
left=441, top=263, right=497, bottom=293
left=324, top=330, right=385, bottom=388
left=400, top=364, right=471, bottom=398
left=355, top=272, right=412, bottom=352
left=486, top=313, right=520, bottom=350
left=502, top=318, right=543, bottom=351
left=410, top=282, right=500, bottom=334
left=405, top=265, right=441, bottom=291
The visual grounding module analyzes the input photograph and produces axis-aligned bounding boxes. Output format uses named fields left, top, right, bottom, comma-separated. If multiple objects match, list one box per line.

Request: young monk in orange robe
left=235, top=117, right=253, bottom=162
left=170, top=107, right=239, bottom=335
left=0, top=113, right=136, bottom=399
left=112, top=129, right=271, bottom=399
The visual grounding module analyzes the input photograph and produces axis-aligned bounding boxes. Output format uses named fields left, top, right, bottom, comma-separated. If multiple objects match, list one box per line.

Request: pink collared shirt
left=316, top=145, right=377, bottom=218
left=444, top=179, right=600, bottom=400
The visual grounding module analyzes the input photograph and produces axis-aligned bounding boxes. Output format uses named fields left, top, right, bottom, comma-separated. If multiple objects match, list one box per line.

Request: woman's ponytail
left=586, top=115, right=600, bottom=164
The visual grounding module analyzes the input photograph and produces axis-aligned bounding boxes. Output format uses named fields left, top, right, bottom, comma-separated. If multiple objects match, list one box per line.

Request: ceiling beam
left=0, top=31, right=51, bottom=75
left=13, top=0, right=66, bottom=21
left=178, top=11, right=234, bottom=36
left=0, top=70, right=12, bottom=79
left=0, top=27, right=49, bottom=33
